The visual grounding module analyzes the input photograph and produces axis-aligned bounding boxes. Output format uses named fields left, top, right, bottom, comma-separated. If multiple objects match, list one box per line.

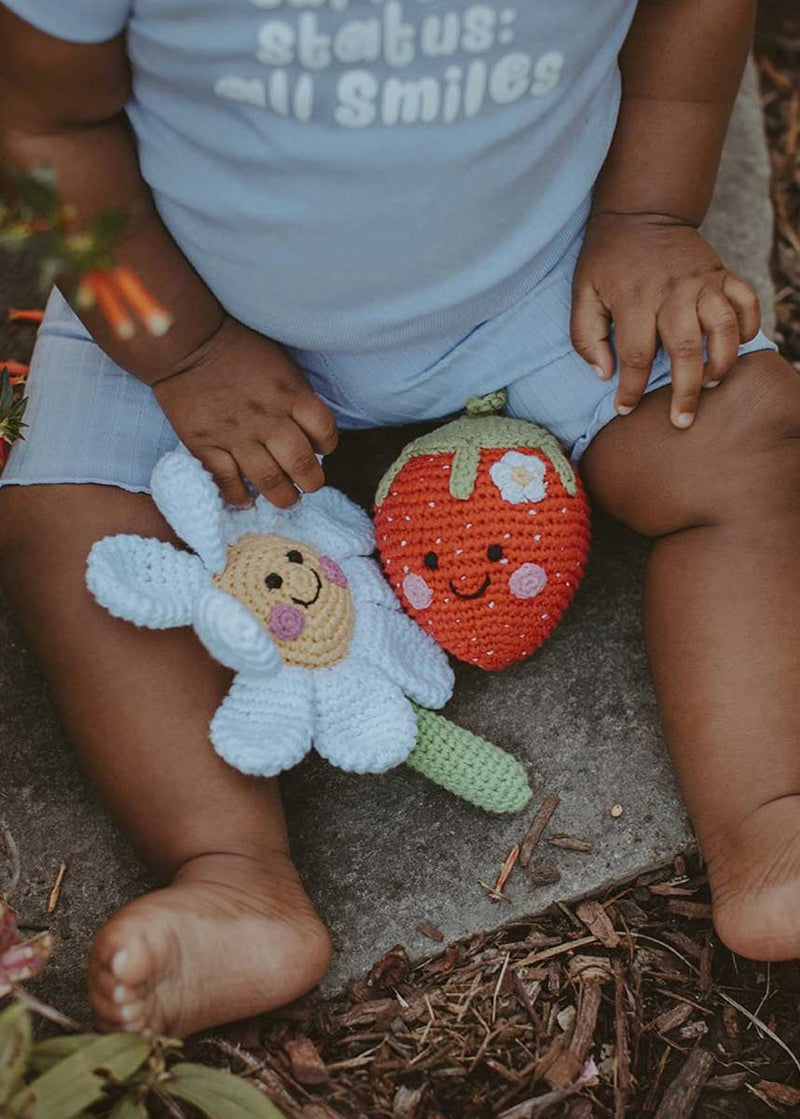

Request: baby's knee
left=717, top=352, right=800, bottom=515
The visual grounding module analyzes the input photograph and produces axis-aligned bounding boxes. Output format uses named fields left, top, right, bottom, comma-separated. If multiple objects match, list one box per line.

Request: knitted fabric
left=87, top=447, right=454, bottom=778
left=374, top=394, right=591, bottom=670
left=408, top=706, right=532, bottom=815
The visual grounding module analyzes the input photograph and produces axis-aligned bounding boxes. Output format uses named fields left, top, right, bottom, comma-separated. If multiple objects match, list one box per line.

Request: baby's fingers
left=201, top=448, right=252, bottom=508
left=268, top=420, right=326, bottom=496
left=722, top=272, right=761, bottom=344
left=697, top=288, right=740, bottom=388
left=613, top=309, right=658, bottom=416
left=658, top=301, right=704, bottom=429
left=239, top=444, right=300, bottom=509
left=570, top=282, right=615, bottom=380
left=292, top=389, right=339, bottom=456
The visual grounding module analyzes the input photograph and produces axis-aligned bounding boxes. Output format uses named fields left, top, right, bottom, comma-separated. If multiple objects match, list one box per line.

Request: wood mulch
left=208, top=850, right=800, bottom=1118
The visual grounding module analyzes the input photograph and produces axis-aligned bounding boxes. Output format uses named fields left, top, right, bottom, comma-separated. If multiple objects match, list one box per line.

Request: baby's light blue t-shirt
left=8, top=0, right=636, bottom=352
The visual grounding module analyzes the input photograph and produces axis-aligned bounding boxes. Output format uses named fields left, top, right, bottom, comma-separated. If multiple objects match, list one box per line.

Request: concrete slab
left=0, top=64, right=773, bottom=1020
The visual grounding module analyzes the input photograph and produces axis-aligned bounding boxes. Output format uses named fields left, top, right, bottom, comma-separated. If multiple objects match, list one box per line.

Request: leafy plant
left=0, top=1003, right=286, bottom=1118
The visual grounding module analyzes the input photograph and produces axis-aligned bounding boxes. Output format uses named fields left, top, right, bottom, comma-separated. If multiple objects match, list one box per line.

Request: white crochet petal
left=211, top=669, right=313, bottom=776
left=341, top=555, right=400, bottom=611
left=86, top=535, right=210, bottom=628
left=352, top=602, right=454, bottom=710
left=278, top=488, right=375, bottom=559
left=312, top=658, right=418, bottom=773
left=193, top=587, right=282, bottom=676
left=150, top=449, right=228, bottom=572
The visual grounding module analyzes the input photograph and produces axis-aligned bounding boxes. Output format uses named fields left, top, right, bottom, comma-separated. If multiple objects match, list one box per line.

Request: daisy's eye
left=423, top=551, right=439, bottom=571
left=487, top=544, right=504, bottom=561
left=265, top=572, right=284, bottom=590
left=287, top=550, right=303, bottom=564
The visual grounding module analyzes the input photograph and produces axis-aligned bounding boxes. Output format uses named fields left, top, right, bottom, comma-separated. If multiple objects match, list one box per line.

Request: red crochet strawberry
left=374, top=393, right=591, bottom=670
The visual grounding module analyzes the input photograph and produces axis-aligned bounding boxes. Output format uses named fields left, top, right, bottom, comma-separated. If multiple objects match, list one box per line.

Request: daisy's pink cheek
left=319, top=555, right=348, bottom=587
left=403, top=573, right=433, bottom=610
left=509, top=563, right=548, bottom=600
left=269, top=604, right=305, bottom=641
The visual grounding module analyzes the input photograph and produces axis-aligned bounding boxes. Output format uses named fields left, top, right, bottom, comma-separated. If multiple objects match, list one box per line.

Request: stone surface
left=0, top=65, right=773, bottom=1021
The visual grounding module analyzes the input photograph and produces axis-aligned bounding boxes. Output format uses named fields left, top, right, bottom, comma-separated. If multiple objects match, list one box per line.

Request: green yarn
left=464, top=390, right=508, bottom=417
left=375, top=403, right=577, bottom=506
left=407, top=705, right=532, bottom=814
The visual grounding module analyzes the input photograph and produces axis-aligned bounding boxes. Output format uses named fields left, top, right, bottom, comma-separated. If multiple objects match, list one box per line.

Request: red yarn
left=375, top=445, right=591, bottom=671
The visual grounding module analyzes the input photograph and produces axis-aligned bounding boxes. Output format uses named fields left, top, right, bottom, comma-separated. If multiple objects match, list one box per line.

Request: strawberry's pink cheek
left=319, top=555, right=348, bottom=587
left=509, top=563, right=548, bottom=600
left=403, top=573, right=433, bottom=610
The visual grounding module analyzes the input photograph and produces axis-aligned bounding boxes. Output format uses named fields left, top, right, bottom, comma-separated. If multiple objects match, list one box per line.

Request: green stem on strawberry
left=375, top=391, right=578, bottom=506
left=407, top=704, right=532, bottom=814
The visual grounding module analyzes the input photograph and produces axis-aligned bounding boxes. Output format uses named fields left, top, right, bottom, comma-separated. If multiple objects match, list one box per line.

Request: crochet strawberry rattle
left=375, top=391, right=591, bottom=670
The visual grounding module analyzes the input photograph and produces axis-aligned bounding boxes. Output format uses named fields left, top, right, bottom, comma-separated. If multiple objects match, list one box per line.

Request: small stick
left=47, top=862, right=67, bottom=914
left=519, top=796, right=560, bottom=867
left=716, top=990, right=800, bottom=1075
left=614, top=958, right=631, bottom=1118
left=653, top=1048, right=714, bottom=1119
left=495, top=845, right=520, bottom=894
left=13, top=986, right=85, bottom=1032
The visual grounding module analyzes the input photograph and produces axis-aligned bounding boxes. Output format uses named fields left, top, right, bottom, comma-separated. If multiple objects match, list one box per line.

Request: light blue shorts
left=1, top=229, right=777, bottom=495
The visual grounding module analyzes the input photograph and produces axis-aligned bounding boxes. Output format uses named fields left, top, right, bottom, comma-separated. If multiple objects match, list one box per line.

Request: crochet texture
left=375, top=393, right=591, bottom=670
left=87, top=448, right=455, bottom=778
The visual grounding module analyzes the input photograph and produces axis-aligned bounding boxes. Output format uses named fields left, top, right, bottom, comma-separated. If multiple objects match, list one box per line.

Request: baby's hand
left=153, top=317, right=338, bottom=508
left=570, top=213, right=761, bottom=429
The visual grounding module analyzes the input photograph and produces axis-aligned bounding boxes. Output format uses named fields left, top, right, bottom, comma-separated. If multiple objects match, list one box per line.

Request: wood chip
left=704, top=1072, right=748, bottom=1093
left=368, top=945, right=410, bottom=989
left=46, top=861, right=67, bottom=914
left=548, top=835, right=593, bottom=853
left=519, top=795, right=560, bottom=867
left=647, top=1002, right=693, bottom=1035
left=284, top=1035, right=328, bottom=1086
left=614, top=958, right=631, bottom=1116
left=653, top=1048, right=714, bottom=1119
left=546, top=981, right=602, bottom=1089
left=665, top=900, right=712, bottom=920
left=575, top=901, right=620, bottom=948
left=529, top=861, right=561, bottom=888
left=338, top=999, right=397, bottom=1028
left=393, top=1084, right=425, bottom=1118
left=416, top=921, right=444, bottom=943
left=754, top=1079, right=800, bottom=1106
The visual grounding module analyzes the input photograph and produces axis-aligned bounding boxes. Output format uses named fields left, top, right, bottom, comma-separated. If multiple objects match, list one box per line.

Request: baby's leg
left=0, top=483, right=331, bottom=1036
left=581, top=351, right=800, bottom=959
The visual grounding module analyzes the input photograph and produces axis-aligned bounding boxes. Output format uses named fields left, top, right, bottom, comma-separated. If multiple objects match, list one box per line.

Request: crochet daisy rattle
left=86, top=447, right=532, bottom=813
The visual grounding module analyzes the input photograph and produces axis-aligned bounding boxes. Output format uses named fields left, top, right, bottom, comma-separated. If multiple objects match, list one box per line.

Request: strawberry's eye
left=423, top=551, right=439, bottom=571
left=265, top=572, right=284, bottom=589
left=487, top=544, right=504, bottom=561
left=287, top=550, right=304, bottom=564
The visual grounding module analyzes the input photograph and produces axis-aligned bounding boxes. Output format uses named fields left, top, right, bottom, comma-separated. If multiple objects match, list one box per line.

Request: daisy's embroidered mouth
left=450, top=574, right=490, bottom=600
left=290, top=569, right=322, bottom=609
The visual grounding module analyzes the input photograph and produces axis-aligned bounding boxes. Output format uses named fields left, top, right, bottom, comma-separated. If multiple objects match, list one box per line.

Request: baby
left=1, top=0, right=797, bottom=1038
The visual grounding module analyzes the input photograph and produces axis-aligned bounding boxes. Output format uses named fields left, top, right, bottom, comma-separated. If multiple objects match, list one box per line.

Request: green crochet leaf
left=407, top=706, right=532, bottom=815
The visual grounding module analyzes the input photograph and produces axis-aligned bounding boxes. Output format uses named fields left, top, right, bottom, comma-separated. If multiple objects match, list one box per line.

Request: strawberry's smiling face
left=375, top=446, right=590, bottom=670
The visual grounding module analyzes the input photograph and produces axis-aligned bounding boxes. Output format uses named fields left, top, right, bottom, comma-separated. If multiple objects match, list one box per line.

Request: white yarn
left=86, top=450, right=454, bottom=778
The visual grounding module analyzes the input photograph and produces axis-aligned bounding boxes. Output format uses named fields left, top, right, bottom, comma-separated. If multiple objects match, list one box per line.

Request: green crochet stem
left=375, top=389, right=578, bottom=506
left=406, top=704, right=532, bottom=814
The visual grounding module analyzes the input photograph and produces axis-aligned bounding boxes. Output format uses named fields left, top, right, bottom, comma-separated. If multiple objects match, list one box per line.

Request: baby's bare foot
left=87, top=851, right=331, bottom=1037
left=707, top=795, right=800, bottom=961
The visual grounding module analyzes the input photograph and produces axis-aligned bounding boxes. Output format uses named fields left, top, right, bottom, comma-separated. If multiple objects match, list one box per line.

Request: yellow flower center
left=214, top=533, right=355, bottom=669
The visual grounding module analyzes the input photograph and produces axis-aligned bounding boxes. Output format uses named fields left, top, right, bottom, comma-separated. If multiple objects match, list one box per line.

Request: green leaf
left=9, top=1033, right=151, bottom=1119
left=164, top=1063, right=286, bottom=1119
left=109, top=1095, right=150, bottom=1118
left=0, top=1004, right=32, bottom=1105
left=9, top=166, right=60, bottom=220
left=28, top=1034, right=102, bottom=1076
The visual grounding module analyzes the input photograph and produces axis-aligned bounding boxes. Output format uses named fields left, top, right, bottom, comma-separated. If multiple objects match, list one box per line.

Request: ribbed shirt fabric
left=7, top=0, right=636, bottom=351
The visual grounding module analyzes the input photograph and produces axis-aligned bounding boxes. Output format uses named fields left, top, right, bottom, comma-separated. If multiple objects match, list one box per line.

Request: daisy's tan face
left=214, top=533, right=355, bottom=669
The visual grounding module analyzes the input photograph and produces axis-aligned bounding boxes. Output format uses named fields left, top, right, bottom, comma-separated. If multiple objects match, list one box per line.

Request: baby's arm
left=570, top=0, right=761, bottom=429
left=0, top=7, right=337, bottom=507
